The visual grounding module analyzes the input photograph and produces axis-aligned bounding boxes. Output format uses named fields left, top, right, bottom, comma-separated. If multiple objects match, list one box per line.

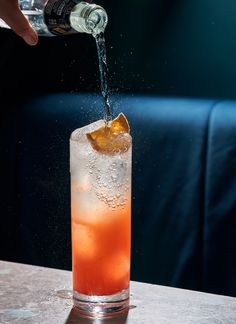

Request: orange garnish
left=86, top=113, right=131, bottom=155
left=111, top=113, right=130, bottom=133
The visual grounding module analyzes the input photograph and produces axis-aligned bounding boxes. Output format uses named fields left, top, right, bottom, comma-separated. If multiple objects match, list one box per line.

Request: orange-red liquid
left=72, top=204, right=131, bottom=296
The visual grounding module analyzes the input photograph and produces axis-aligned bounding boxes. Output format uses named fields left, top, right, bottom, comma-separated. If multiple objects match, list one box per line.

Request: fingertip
left=3, top=7, right=39, bottom=45
left=22, top=31, right=38, bottom=46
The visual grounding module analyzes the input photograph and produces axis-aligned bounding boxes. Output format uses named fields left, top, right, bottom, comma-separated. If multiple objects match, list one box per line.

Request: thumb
left=3, top=7, right=38, bottom=45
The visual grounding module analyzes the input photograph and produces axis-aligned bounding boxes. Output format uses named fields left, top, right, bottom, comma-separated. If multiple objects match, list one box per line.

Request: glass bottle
left=0, top=0, right=108, bottom=36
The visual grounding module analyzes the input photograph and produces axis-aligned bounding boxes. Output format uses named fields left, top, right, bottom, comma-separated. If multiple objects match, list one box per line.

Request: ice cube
left=70, top=120, right=104, bottom=143
left=72, top=187, right=107, bottom=225
left=105, top=252, right=130, bottom=284
left=72, top=223, right=97, bottom=259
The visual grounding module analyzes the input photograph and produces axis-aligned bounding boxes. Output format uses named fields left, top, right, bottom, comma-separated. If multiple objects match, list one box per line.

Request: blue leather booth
left=1, top=94, right=236, bottom=297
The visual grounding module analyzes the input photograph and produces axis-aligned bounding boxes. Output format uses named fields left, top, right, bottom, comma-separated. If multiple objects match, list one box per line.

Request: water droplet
left=54, top=290, right=72, bottom=299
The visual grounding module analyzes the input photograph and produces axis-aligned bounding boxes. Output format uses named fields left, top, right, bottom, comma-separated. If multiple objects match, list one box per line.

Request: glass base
left=73, top=288, right=129, bottom=318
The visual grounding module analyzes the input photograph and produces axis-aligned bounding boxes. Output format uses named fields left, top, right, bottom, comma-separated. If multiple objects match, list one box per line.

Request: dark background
left=1, top=0, right=236, bottom=101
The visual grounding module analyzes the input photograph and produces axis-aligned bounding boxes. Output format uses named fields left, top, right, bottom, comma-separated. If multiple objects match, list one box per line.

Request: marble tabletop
left=0, top=260, right=236, bottom=324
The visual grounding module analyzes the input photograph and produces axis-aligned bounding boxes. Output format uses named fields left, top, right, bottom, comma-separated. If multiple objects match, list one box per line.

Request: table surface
left=1, top=261, right=236, bottom=324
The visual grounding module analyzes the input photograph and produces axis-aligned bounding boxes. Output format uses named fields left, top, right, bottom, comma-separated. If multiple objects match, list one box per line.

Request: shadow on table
left=64, top=307, right=129, bottom=324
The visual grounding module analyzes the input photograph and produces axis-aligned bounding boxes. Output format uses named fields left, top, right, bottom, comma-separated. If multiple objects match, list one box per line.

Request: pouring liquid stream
left=94, top=33, right=112, bottom=123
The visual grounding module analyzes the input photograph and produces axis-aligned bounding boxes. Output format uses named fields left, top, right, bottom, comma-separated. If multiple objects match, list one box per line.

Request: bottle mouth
left=70, top=2, right=108, bottom=35
left=85, top=6, right=108, bottom=35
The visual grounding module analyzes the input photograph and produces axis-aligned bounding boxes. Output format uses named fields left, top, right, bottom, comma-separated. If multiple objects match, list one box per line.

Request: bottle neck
left=69, top=1, right=108, bottom=35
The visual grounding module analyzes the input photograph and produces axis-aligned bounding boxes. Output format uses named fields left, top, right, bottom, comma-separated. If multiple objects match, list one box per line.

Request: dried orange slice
left=111, top=113, right=130, bottom=133
left=86, top=113, right=131, bottom=155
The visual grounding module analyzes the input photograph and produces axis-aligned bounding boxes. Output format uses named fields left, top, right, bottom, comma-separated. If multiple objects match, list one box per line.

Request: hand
left=0, top=0, right=38, bottom=45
